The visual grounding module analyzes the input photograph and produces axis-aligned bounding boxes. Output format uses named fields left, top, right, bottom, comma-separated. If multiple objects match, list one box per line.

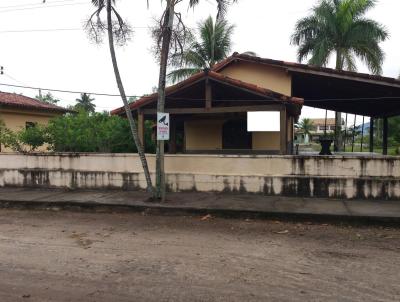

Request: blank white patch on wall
left=247, top=111, right=280, bottom=132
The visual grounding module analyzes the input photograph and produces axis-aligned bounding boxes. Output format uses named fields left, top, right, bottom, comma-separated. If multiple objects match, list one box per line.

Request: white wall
left=0, top=153, right=399, bottom=200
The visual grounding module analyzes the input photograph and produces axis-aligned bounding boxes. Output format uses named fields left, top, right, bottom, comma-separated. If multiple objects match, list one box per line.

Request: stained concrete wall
left=0, top=153, right=399, bottom=200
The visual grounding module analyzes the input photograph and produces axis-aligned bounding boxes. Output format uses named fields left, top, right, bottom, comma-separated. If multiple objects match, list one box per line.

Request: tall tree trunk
left=106, top=0, right=154, bottom=194
left=155, top=0, right=175, bottom=201
left=334, top=49, right=343, bottom=152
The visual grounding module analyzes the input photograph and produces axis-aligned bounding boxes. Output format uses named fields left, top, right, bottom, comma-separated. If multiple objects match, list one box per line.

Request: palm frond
left=352, top=41, right=384, bottom=74
left=188, top=0, right=237, bottom=20
left=342, top=49, right=357, bottom=71
left=291, top=0, right=388, bottom=74
left=167, top=67, right=202, bottom=83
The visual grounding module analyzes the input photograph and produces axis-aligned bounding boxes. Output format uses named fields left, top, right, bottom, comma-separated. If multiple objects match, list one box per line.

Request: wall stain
left=2, top=153, right=400, bottom=201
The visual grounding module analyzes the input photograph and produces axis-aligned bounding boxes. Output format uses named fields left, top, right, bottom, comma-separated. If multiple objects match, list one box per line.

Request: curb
left=0, top=199, right=400, bottom=226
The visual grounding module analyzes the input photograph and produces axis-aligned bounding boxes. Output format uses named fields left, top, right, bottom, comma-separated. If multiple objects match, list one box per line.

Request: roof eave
left=214, top=53, right=400, bottom=88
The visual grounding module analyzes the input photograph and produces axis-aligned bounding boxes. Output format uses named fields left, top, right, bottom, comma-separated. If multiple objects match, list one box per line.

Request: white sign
left=157, top=112, right=170, bottom=140
left=247, top=111, right=280, bottom=132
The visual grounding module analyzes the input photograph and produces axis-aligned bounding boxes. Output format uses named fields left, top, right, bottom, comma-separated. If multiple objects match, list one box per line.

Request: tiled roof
left=0, top=92, right=69, bottom=113
left=310, top=118, right=336, bottom=126
left=111, top=70, right=303, bottom=115
left=213, top=53, right=400, bottom=86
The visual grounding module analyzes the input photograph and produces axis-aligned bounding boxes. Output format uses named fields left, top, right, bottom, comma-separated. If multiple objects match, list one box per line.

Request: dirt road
left=0, top=209, right=399, bottom=301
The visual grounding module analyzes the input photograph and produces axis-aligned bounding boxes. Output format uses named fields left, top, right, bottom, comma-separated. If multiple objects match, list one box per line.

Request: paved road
left=0, top=209, right=399, bottom=301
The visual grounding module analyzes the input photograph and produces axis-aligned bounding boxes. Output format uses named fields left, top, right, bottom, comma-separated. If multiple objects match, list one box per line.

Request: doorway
left=222, top=119, right=252, bottom=150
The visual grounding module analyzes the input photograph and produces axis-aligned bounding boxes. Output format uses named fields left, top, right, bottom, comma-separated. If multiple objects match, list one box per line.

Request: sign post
left=157, top=112, right=170, bottom=141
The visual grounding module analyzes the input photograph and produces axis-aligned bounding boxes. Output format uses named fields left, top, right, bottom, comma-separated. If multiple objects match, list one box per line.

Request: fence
left=0, top=153, right=399, bottom=200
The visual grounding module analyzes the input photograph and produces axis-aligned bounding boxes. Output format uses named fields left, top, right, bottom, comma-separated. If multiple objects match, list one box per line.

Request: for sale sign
left=157, top=112, right=170, bottom=141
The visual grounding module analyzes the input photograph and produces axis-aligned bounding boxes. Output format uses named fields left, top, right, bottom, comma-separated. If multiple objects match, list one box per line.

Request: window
left=26, top=122, right=36, bottom=129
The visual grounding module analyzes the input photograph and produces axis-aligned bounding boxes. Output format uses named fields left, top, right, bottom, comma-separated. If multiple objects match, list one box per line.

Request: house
left=112, top=70, right=303, bottom=154
left=311, top=118, right=336, bottom=134
left=0, top=92, right=69, bottom=152
left=112, top=52, right=400, bottom=155
left=295, top=118, right=340, bottom=144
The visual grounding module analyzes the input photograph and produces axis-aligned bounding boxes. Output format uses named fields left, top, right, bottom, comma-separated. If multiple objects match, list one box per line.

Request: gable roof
left=310, top=118, right=336, bottom=126
left=111, top=70, right=303, bottom=115
left=0, top=92, right=69, bottom=114
left=213, top=53, right=400, bottom=87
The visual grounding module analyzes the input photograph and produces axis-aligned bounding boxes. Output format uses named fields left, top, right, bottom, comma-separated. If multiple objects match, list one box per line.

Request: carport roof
left=213, top=52, right=400, bottom=88
left=213, top=53, right=400, bottom=118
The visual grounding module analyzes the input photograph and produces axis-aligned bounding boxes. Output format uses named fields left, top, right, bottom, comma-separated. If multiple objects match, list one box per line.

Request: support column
left=138, top=110, right=145, bottom=150
left=169, top=117, right=177, bottom=154
left=369, top=117, right=374, bottom=153
left=383, top=117, right=388, bottom=155
left=287, top=115, right=294, bottom=155
left=334, top=111, right=343, bottom=152
left=205, top=78, right=212, bottom=110
left=280, top=108, right=287, bottom=155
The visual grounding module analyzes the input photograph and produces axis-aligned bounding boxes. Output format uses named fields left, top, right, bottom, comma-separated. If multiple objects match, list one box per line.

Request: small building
left=112, top=70, right=303, bottom=154
left=0, top=92, right=69, bottom=152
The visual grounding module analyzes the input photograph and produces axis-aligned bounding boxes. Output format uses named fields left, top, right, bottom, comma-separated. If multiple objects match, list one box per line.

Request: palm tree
left=298, top=118, right=314, bottom=143
left=167, top=16, right=235, bottom=83
left=298, top=118, right=314, bottom=134
left=291, top=0, right=388, bottom=151
left=75, top=93, right=96, bottom=113
left=87, top=0, right=154, bottom=195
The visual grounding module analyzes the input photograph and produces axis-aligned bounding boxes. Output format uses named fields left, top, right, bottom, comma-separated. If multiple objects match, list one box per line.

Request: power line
left=303, top=96, right=400, bottom=102
left=0, top=1, right=88, bottom=13
left=3, top=73, right=29, bottom=87
left=167, top=96, right=400, bottom=102
left=0, top=26, right=148, bottom=34
left=0, top=0, right=78, bottom=10
left=1, top=81, right=399, bottom=103
left=0, top=82, right=142, bottom=98
left=0, top=28, right=81, bottom=34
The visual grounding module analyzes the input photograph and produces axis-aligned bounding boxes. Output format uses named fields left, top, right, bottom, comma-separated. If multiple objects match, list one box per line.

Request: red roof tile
left=111, top=70, right=303, bottom=115
left=0, top=92, right=69, bottom=113
left=213, top=52, right=400, bottom=86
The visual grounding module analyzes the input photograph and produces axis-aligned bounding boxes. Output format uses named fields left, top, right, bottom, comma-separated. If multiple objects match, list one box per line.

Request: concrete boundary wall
left=0, top=153, right=399, bottom=200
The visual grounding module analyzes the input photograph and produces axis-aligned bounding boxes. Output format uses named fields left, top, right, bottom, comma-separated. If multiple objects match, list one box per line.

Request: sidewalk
left=0, top=187, right=400, bottom=220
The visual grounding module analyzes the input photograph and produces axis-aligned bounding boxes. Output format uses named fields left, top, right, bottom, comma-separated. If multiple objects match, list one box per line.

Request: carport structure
left=213, top=53, right=400, bottom=155
left=291, top=66, right=400, bottom=154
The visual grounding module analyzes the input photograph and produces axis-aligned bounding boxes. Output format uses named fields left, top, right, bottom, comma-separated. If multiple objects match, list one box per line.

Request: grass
left=307, top=143, right=399, bottom=155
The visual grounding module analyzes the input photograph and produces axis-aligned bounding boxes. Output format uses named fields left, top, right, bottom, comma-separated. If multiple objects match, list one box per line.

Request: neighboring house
left=111, top=52, right=400, bottom=155
left=295, top=118, right=343, bottom=144
left=0, top=92, right=69, bottom=152
left=309, top=118, right=337, bottom=142
left=311, top=118, right=336, bottom=134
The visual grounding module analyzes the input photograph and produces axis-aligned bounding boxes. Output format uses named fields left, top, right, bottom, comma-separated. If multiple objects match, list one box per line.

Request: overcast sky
left=0, top=0, right=398, bottom=121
